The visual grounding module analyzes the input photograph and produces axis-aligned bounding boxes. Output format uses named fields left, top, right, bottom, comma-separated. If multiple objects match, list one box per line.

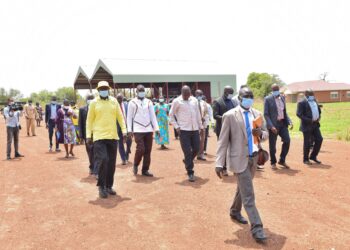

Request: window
left=347, top=91, right=350, bottom=98
left=330, top=91, right=339, bottom=99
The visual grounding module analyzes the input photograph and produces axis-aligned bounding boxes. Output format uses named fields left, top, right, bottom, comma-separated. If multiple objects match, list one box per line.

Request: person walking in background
left=297, top=89, right=323, bottom=165
left=202, top=95, right=212, bottom=155
left=70, top=101, right=80, bottom=144
left=56, top=99, right=77, bottom=158
left=264, top=84, right=293, bottom=170
left=23, top=99, right=37, bottom=136
left=213, top=86, right=237, bottom=176
left=45, top=96, right=61, bottom=152
left=154, top=96, right=170, bottom=150
left=215, top=87, right=268, bottom=244
left=116, top=93, right=129, bottom=165
left=86, top=81, right=127, bottom=198
left=4, top=97, right=24, bottom=160
left=170, top=86, right=203, bottom=182
left=79, top=94, right=96, bottom=176
left=195, top=89, right=209, bottom=161
left=35, top=102, right=43, bottom=127
left=127, top=84, right=160, bottom=177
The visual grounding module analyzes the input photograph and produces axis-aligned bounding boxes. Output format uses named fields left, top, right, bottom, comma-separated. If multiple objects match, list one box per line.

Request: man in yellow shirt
left=23, top=99, right=37, bottom=136
left=86, top=81, right=127, bottom=199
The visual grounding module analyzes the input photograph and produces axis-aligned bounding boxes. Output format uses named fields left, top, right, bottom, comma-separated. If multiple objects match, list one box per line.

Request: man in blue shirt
left=4, top=98, right=24, bottom=160
left=45, top=96, right=61, bottom=152
left=296, top=89, right=323, bottom=165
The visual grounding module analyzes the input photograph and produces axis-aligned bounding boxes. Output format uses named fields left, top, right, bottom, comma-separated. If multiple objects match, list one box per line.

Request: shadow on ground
left=88, top=195, right=132, bottom=209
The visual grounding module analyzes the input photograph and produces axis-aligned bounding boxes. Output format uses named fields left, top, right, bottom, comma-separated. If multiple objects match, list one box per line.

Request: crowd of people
left=3, top=80, right=324, bottom=244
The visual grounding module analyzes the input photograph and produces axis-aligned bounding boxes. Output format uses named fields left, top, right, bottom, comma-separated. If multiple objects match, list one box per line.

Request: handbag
left=253, top=114, right=269, bottom=166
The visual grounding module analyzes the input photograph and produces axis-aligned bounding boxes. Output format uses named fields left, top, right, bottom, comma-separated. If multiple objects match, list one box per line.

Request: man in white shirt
left=215, top=87, right=268, bottom=243
left=195, top=89, right=209, bottom=161
left=127, top=85, right=160, bottom=177
left=169, top=85, right=203, bottom=182
left=202, top=96, right=213, bottom=155
left=4, top=98, right=24, bottom=160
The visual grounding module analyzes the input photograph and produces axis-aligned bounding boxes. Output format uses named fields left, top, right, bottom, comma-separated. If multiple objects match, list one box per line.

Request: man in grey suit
left=215, top=87, right=268, bottom=243
left=264, top=84, right=293, bottom=169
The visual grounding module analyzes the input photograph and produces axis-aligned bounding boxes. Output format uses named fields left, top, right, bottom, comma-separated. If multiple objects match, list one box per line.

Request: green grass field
left=254, top=102, right=350, bottom=141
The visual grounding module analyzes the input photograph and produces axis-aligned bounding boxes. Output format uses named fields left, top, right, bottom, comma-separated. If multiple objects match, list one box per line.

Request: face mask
left=99, top=90, right=109, bottom=98
left=241, top=98, right=254, bottom=109
left=9, top=102, right=14, bottom=105
left=64, top=105, right=70, bottom=109
left=51, top=101, right=57, bottom=105
left=138, top=92, right=146, bottom=98
left=307, top=96, right=315, bottom=101
left=227, top=94, right=233, bottom=99
left=159, top=99, right=164, bottom=103
left=29, top=102, right=32, bottom=105
left=197, top=96, right=203, bottom=101
left=272, top=91, right=280, bottom=97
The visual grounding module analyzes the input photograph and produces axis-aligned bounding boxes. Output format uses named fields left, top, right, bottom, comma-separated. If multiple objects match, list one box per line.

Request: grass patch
left=254, top=102, right=350, bottom=141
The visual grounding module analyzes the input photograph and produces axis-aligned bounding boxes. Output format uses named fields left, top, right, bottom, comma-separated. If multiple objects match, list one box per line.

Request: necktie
left=244, top=111, right=253, bottom=156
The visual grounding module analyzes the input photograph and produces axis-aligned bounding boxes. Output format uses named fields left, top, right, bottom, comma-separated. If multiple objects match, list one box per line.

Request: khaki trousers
left=26, top=118, right=36, bottom=135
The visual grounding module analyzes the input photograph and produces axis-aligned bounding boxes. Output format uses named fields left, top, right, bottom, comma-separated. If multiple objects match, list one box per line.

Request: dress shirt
left=169, top=96, right=203, bottom=131
left=206, top=103, right=213, bottom=125
left=50, top=104, right=57, bottom=120
left=126, top=98, right=159, bottom=133
left=239, top=106, right=259, bottom=153
left=4, top=107, right=20, bottom=128
left=224, top=98, right=235, bottom=111
left=86, top=96, right=126, bottom=141
left=308, top=100, right=320, bottom=121
left=24, top=104, right=36, bottom=119
left=274, top=96, right=285, bottom=120
left=198, top=99, right=209, bottom=127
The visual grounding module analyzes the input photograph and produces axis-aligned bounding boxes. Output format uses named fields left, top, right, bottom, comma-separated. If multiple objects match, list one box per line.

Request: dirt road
left=1, top=120, right=349, bottom=249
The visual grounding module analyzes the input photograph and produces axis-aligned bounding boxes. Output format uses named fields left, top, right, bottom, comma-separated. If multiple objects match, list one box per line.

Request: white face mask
left=227, top=94, right=233, bottom=99
left=138, top=92, right=146, bottom=98
left=159, top=99, right=164, bottom=103
left=9, top=102, right=14, bottom=105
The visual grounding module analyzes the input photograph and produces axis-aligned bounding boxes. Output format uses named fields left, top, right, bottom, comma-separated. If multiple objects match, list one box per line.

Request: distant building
left=73, top=59, right=237, bottom=103
left=282, top=80, right=350, bottom=103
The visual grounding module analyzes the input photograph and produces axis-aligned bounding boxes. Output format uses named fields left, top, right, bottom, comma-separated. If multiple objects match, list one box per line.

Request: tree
left=55, top=87, right=81, bottom=102
left=246, top=72, right=285, bottom=98
left=0, top=88, right=23, bottom=103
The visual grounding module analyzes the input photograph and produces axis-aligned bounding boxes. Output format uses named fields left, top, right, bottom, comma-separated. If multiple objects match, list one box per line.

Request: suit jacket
left=213, top=96, right=237, bottom=136
left=264, top=95, right=291, bottom=129
left=45, top=103, right=61, bottom=124
left=296, top=98, right=321, bottom=132
left=78, top=105, right=89, bottom=140
left=216, top=107, right=268, bottom=173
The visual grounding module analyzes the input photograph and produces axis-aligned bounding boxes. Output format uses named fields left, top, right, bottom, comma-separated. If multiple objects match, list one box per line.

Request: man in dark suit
left=45, top=96, right=61, bottom=152
left=79, top=94, right=96, bottom=175
left=264, top=84, right=293, bottom=169
left=213, top=86, right=237, bottom=176
left=296, top=89, right=323, bottom=165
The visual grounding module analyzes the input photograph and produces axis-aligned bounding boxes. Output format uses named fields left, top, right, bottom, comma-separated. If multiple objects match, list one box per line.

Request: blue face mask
left=227, top=94, right=233, bottom=99
left=241, top=98, right=254, bottom=109
left=272, top=90, right=280, bottom=97
left=197, top=96, right=203, bottom=101
left=99, top=90, right=109, bottom=98
left=138, top=92, right=146, bottom=98
left=307, top=96, right=315, bottom=101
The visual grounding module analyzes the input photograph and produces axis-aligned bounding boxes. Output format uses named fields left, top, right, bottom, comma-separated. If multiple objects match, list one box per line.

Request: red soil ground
left=0, top=119, right=349, bottom=249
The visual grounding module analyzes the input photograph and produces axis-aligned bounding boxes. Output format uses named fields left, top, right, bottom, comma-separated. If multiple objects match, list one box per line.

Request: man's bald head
left=181, top=85, right=191, bottom=100
left=271, top=84, right=280, bottom=91
left=116, top=93, right=124, bottom=103
left=305, top=89, right=314, bottom=97
left=239, top=87, right=254, bottom=100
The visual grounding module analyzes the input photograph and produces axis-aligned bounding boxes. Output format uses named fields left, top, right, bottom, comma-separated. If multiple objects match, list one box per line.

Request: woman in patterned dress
left=154, top=96, right=170, bottom=149
left=56, top=99, right=77, bottom=158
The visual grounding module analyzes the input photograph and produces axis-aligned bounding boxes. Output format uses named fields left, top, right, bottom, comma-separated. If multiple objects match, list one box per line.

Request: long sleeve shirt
left=126, top=98, right=159, bottom=133
left=86, top=96, right=126, bottom=141
left=169, top=96, right=203, bottom=131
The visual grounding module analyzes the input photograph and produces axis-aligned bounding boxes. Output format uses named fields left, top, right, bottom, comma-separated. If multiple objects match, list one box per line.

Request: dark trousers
left=48, top=119, right=59, bottom=149
left=118, top=128, right=132, bottom=161
left=84, top=139, right=95, bottom=173
left=7, top=126, right=19, bottom=157
left=303, top=125, right=323, bottom=161
left=179, top=130, right=200, bottom=175
left=268, top=123, right=290, bottom=164
left=94, top=139, right=118, bottom=188
left=204, top=126, right=209, bottom=152
left=133, top=132, right=153, bottom=172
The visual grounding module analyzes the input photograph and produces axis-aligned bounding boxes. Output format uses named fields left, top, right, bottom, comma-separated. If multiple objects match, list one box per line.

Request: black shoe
left=188, top=174, right=195, bottom=182
left=310, top=157, right=321, bottom=164
left=197, top=157, right=206, bottom=161
left=142, top=171, right=153, bottom=177
left=99, top=187, right=108, bottom=199
left=230, top=213, right=248, bottom=224
left=7, top=156, right=11, bottom=160
left=14, top=153, right=24, bottom=158
left=133, top=165, right=138, bottom=175
left=253, top=230, right=267, bottom=244
left=106, top=188, right=117, bottom=195
left=304, top=160, right=312, bottom=165
left=222, top=169, right=229, bottom=176
left=278, top=161, right=290, bottom=169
